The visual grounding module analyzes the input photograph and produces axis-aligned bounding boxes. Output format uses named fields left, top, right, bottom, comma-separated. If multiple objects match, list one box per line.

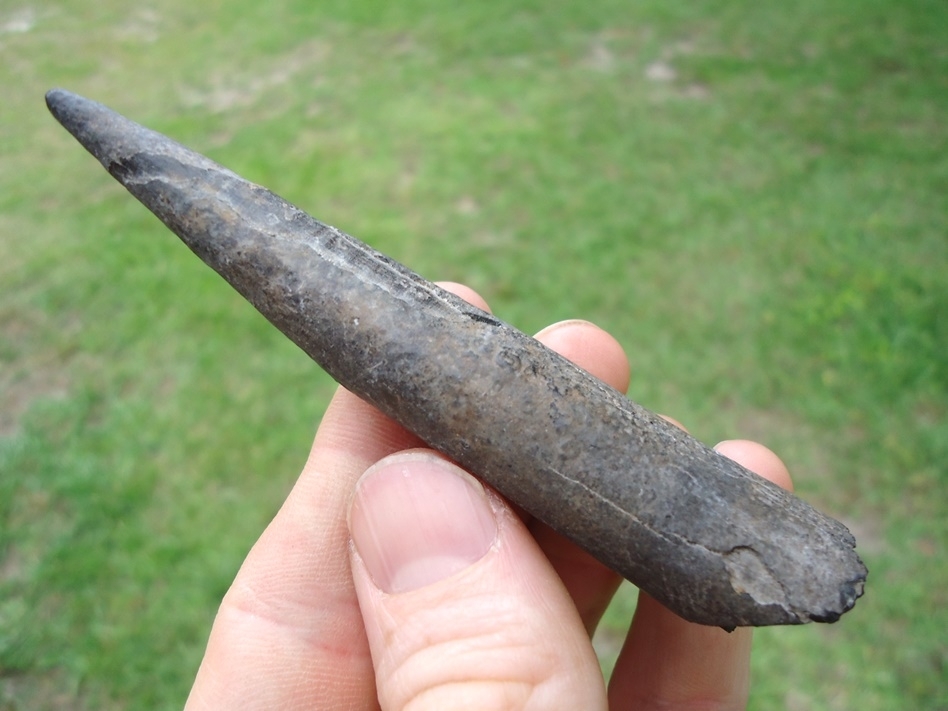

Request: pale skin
left=185, top=282, right=794, bottom=711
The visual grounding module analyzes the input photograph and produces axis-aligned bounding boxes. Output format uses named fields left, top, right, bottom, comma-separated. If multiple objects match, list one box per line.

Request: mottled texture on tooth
left=46, top=88, right=867, bottom=628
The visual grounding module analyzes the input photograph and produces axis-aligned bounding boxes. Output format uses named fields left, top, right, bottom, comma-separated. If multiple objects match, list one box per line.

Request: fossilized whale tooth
left=45, top=88, right=866, bottom=629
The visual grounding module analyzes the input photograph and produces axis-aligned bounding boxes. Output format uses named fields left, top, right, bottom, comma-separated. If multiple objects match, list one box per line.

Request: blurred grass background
left=1, top=0, right=945, bottom=708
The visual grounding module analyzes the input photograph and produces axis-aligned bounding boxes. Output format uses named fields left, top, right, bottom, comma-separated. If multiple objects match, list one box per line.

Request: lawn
left=1, top=0, right=946, bottom=708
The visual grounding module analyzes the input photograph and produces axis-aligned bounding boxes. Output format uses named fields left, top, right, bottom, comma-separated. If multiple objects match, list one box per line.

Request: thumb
left=348, top=450, right=606, bottom=711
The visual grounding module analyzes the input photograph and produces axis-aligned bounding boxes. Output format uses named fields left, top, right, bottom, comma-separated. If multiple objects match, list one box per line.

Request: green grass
left=2, top=0, right=946, bottom=708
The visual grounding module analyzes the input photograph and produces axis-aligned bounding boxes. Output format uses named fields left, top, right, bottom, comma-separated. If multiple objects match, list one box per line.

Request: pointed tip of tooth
left=45, top=87, right=71, bottom=107
left=44, top=89, right=242, bottom=219
left=45, top=87, right=67, bottom=111
left=45, top=88, right=105, bottom=152
left=45, top=87, right=72, bottom=104
left=45, top=88, right=88, bottom=130
left=44, top=89, right=144, bottom=174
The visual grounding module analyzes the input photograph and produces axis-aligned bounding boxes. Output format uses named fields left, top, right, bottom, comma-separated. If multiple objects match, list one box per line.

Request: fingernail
left=349, top=452, right=498, bottom=594
left=533, top=319, right=594, bottom=340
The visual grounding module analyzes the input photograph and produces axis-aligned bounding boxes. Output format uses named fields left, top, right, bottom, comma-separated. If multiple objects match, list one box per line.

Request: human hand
left=184, top=283, right=793, bottom=710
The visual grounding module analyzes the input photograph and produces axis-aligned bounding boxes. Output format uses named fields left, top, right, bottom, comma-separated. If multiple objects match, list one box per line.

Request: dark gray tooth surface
left=46, top=88, right=867, bottom=628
